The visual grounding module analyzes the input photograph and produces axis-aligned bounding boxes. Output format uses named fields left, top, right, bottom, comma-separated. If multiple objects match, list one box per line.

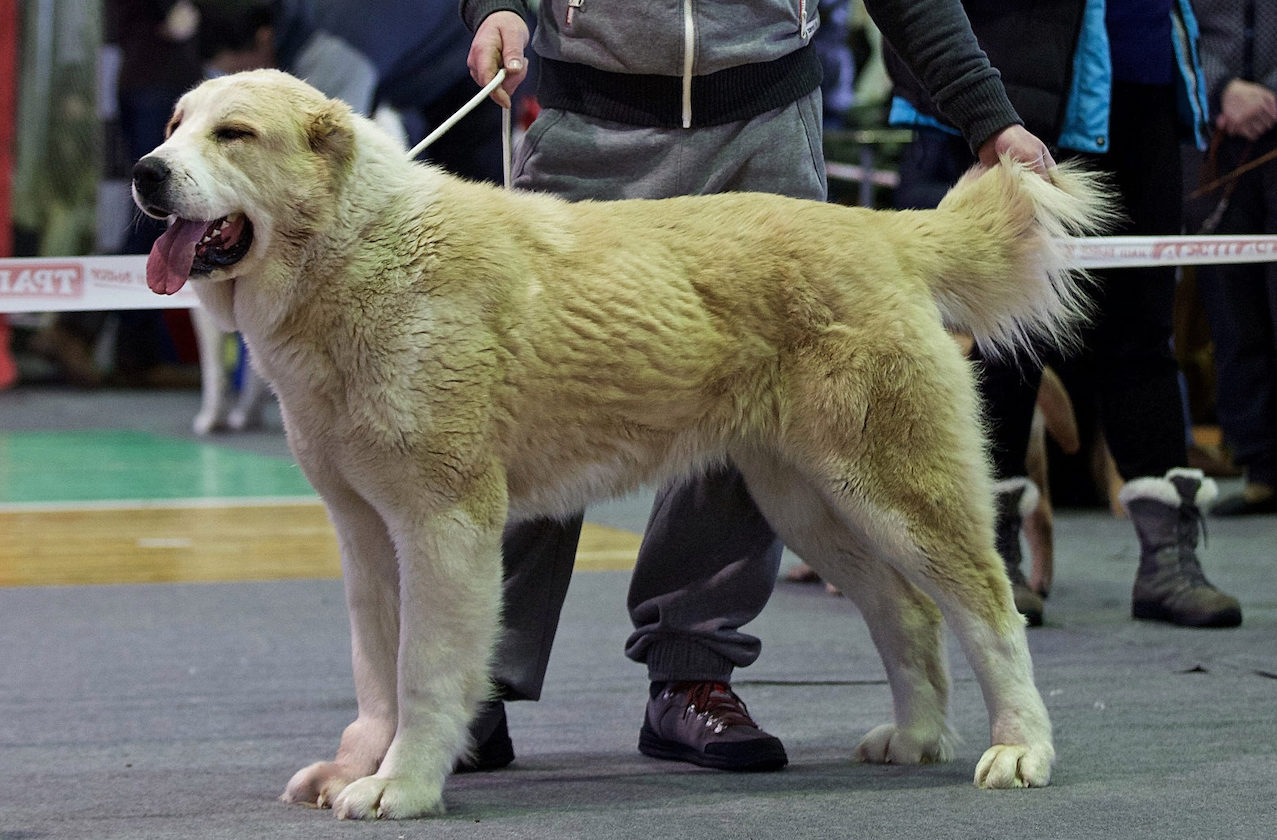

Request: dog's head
left=132, top=69, right=354, bottom=296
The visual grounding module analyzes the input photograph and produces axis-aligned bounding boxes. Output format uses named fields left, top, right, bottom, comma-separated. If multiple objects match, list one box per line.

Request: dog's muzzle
left=131, top=154, right=255, bottom=295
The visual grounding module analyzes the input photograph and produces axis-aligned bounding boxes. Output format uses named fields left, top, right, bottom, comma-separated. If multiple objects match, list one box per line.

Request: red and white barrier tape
left=0, top=254, right=191, bottom=313
left=4, top=234, right=1277, bottom=314
left=1063, top=235, right=1277, bottom=270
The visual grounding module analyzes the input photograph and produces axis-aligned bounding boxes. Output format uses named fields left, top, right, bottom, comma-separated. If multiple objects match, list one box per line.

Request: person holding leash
left=887, top=0, right=1244, bottom=629
left=459, top=0, right=1055, bottom=773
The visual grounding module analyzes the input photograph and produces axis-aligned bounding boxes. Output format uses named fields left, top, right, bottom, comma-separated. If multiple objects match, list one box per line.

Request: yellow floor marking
left=1, top=503, right=641, bottom=587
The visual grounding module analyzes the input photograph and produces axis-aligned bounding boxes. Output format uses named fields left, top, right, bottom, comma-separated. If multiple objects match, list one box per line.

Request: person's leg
left=472, top=100, right=824, bottom=770
left=489, top=514, right=584, bottom=703
left=892, top=128, right=972, bottom=210
left=621, top=92, right=827, bottom=770
left=116, top=88, right=187, bottom=378
left=1198, top=133, right=1277, bottom=513
left=896, top=127, right=1050, bottom=622
left=455, top=514, right=582, bottom=773
left=1090, top=83, right=1240, bottom=626
left=625, top=466, right=781, bottom=682
left=1083, top=84, right=1187, bottom=479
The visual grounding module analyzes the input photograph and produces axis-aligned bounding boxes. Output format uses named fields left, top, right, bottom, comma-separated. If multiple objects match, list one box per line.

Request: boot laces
left=675, top=682, right=759, bottom=731
left=1172, top=505, right=1211, bottom=588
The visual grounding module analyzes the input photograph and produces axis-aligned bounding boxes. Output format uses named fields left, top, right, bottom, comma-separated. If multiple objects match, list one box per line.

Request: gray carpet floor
left=2, top=386, right=1275, bottom=839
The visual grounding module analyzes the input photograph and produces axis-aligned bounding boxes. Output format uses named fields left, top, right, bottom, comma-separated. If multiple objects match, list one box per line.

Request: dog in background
left=190, top=306, right=269, bottom=434
left=132, top=70, right=1113, bottom=819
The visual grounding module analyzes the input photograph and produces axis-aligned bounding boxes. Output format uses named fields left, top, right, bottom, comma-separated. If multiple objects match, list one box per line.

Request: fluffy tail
left=916, top=157, right=1118, bottom=360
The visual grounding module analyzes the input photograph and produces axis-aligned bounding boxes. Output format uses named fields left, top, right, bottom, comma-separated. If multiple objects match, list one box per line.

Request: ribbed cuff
left=643, top=638, right=736, bottom=683
left=933, top=67, right=1022, bottom=153
left=459, top=0, right=526, bottom=33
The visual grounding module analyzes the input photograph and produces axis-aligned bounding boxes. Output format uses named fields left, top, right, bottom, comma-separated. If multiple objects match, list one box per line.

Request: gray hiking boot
left=994, top=477, right=1045, bottom=626
left=1119, top=468, right=1243, bottom=628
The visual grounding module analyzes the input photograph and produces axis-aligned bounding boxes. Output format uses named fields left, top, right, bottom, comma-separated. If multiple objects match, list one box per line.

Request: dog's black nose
left=132, top=156, right=171, bottom=198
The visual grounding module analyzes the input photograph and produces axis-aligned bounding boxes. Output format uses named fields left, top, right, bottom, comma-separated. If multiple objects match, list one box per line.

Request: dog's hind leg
left=331, top=472, right=507, bottom=820
left=805, top=450, right=1051, bottom=786
left=749, top=334, right=1052, bottom=787
left=281, top=480, right=401, bottom=809
left=852, top=455, right=1054, bottom=788
left=735, top=453, right=957, bottom=765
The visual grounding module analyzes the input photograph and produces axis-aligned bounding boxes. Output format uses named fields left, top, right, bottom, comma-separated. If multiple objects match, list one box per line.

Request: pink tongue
left=146, top=218, right=207, bottom=295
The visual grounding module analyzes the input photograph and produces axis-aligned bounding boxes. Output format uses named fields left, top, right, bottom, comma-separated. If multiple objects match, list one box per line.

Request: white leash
left=407, top=68, right=513, bottom=189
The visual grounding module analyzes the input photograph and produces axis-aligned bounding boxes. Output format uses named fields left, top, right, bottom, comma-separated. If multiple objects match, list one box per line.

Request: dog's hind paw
left=332, top=774, right=445, bottom=820
left=855, top=723, right=954, bottom=765
left=974, top=743, right=1053, bottom=788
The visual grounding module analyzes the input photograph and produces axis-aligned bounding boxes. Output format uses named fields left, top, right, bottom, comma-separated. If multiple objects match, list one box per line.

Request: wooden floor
left=0, top=429, right=642, bottom=587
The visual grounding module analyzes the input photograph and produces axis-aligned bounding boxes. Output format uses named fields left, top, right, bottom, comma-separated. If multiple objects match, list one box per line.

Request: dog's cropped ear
left=307, top=98, right=355, bottom=173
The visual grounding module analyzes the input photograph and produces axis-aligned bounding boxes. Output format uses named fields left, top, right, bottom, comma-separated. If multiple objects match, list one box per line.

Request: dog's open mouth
left=146, top=212, right=254, bottom=296
left=192, top=213, right=253, bottom=273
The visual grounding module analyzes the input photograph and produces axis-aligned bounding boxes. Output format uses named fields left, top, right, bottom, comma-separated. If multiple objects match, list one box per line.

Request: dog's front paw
left=332, top=774, right=445, bottom=820
left=227, top=401, right=263, bottom=431
left=855, top=723, right=954, bottom=765
left=974, top=743, right=1053, bottom=788
left=192, top=406, right=226, bottom=436
left=281, top=760, right=361, bottom=809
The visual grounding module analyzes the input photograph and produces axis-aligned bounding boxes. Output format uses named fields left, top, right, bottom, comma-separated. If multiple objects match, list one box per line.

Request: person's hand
left=977, top=124, right=1056, bottom=178
left=1217, top=79, right=1277, bottom=141
left=162, top=0, right=199, bottom=41
left=467, top=11, right=530, bottom=109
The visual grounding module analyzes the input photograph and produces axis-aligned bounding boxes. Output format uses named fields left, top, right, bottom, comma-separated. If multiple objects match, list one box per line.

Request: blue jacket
left=889, top=0, right=1211, bottom=153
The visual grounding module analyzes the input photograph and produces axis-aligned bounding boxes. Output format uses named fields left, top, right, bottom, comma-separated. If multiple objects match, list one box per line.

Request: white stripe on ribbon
left=1063, top=235, right=1277, bottom=270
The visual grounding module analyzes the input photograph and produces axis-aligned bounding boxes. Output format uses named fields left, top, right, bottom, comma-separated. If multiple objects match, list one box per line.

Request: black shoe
left=453, top=700, right=515, bottom=773
left=638, top=682, right=787, bottom=772
left=994, top=478, right=1045, bottom=626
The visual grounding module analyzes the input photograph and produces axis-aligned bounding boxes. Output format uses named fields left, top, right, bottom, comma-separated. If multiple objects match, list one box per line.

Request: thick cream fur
left=136, top=70, right=1117, bottom=818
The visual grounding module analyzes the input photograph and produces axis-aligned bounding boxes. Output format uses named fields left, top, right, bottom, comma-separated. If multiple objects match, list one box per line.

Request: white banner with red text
left=4, top=235, right=1277, bottom=314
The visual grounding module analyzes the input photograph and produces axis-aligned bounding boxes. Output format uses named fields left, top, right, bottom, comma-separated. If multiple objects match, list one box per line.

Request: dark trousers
left=490, top=94, right=827, bottom=700
left=1195, top=130, right=1277, bottom=483
left=897, top=82, right=1188, bottom=482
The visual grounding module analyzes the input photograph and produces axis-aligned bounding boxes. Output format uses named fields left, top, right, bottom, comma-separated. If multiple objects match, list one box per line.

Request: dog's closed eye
left=213, top=124, right=256, bottom=142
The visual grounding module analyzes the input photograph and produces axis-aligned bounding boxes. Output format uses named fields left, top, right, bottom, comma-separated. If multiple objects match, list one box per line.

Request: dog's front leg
left=282, top=486, right=400, bottom=808
left=332, top=488, right=506, bottom=820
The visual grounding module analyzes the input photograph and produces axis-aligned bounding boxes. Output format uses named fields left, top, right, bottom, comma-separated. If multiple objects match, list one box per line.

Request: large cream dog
left=132, top=70, right=1111, bottom=820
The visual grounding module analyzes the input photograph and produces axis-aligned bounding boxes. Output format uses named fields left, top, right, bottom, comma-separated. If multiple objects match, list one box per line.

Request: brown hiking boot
left=639, top=681, right=787, bottom=771
left=1119, top=468, right=1243, bottom=628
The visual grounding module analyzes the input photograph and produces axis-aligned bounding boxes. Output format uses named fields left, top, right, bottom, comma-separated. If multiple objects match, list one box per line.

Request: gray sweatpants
left=493, top=91, right=827, bottom=700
